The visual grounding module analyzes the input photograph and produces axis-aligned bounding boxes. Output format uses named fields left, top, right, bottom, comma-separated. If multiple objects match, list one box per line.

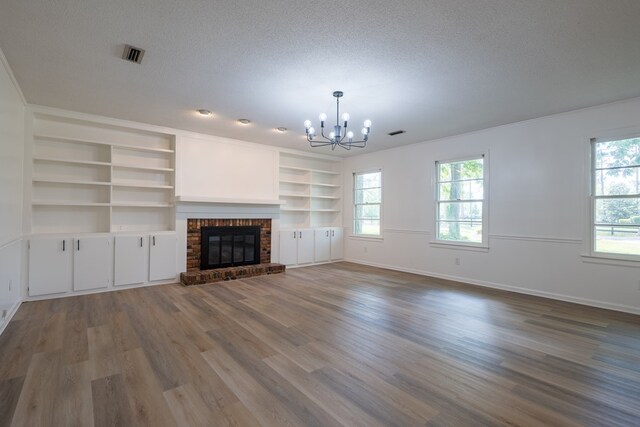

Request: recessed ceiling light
left=276, top=127, right=287, bottom=133
left=237, top=119, right=251, bottom=125
left=197, top=109, right=213, bottom=116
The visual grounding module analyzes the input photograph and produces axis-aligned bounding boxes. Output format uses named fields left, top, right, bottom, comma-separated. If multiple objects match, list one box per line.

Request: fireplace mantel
left=175, top=196, right=285, bottom=205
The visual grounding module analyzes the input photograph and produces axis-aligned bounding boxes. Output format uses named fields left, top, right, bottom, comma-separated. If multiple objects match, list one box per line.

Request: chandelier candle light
left=304, top=91, right=371, bottom=150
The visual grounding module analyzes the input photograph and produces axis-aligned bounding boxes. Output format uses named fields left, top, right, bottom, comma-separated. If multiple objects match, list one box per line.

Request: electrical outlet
left=455, top=257, right=461, bottom=266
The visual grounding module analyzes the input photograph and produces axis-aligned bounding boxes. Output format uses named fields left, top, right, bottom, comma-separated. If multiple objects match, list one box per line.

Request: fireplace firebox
left=201, top=226, right=261, bottom=270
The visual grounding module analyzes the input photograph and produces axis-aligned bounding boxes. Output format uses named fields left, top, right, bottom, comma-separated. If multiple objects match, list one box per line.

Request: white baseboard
left=0, top=299, right=23, bottom=336
left=344, top=258, right=640, bottom=315
left=24, top=278, right=179, bottom=302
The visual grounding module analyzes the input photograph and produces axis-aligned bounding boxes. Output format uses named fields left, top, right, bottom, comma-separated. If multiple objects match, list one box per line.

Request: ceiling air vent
left=122, top=45, right=145, bottom=64
left=388, top=130, right=406, bottom=136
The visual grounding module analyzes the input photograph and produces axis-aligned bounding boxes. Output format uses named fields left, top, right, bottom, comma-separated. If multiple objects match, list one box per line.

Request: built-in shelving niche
left=30, top=113, right=176, bottom=235
left=278, top=153, right=342, bottom=229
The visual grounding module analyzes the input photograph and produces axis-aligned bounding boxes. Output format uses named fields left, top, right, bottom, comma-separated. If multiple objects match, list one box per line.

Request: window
left=591, top=136, right=640, bottom=258
left=353, top=170, right=382, bottom=236
left=435, top=156, right=486, bottom=245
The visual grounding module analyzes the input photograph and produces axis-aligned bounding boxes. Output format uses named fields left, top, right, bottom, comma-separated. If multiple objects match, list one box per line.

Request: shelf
left=311, top=195, right=340, bottom=199
left=112, top=164, right=174, bottom=172
left=175, top=196, right=285, bottom=205
left=312, top=183, right=341, bottom=188
left=279, top=180, right=310, bottom=186
left=33, top=201, right=110, bottom=207
left=34, top=134, right=174, bottom=153
left=33, top=178, right=111, bottom=186
left=33, top=156, right=111, bottom=167
left=33, top=157, right=174, bottom=172
left=280, top=165, right=340, bottom=175
left=112, top=182, right=174, bottom=189
left=311, top=209, right=341, bottom=212
left=111, top=202, right=174, bottom=208
left=279, top=193, right=310, bottom=198
left=281, top=208, right=310, bottom=212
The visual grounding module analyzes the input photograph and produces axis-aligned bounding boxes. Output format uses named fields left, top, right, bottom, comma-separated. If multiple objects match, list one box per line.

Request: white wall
left=0, top=50, right=25, bottom=324
left=177, top=134, right=279, bottom=202
left=343, top=97, right=640, bottom=314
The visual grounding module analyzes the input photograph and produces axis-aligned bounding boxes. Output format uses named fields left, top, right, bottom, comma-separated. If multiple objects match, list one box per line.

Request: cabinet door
left=297, top=229, right=315, bottom=264
left=330, top=227, right=344, bottom=260
left=74, top=237, right=111, bottom=291
left=314, top=228, right=331, bottom=262
left=279, top=230, right=298, bottom=266
left=114, top=235, right=147, bottom=286
left=29, top=238, right=72, bottom=296
left=149, top=234, right=177, bottom=281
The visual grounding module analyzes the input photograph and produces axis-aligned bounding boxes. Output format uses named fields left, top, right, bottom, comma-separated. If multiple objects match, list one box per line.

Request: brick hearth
left=180, top=263, right=285, bottom=286
left=186, top=218, right=272, bottom=272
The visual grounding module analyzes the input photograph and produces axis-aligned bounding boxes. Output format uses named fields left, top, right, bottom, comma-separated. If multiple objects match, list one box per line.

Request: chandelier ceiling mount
left=304, top=91, right=371, bottom=150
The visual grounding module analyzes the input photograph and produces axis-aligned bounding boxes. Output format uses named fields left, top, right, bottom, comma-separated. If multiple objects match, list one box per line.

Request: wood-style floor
left=1, top=262, right=640, bottom=426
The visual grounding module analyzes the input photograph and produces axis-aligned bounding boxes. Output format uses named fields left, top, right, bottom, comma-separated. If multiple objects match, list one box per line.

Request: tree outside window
left=436, top=157, right=486, bottom=245
left=353, top=171, right=381, bottom=236
left=592, top=137, right=640, bottom=257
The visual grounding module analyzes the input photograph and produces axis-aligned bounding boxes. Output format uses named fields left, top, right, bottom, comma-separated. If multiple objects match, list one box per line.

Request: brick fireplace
left=186, top=218, right=272, bottom=272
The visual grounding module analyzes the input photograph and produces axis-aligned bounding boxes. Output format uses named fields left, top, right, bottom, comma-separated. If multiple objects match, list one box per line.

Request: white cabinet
left=330, top=227, right=344, bottom=260
left=314, top=228, right=331, bottom=262
left=279, top=229, right=314, bottom=266
left=314, top=227, right=344, bottom=262
left=74, top=236, right=111, bottom=291
left=28, top=238, right=73, bottom=296
left=114, top=235, right=147, bottom=286
left=280, top=231, right=298, bottom=266
left=149, top=233, right=177, bottom=281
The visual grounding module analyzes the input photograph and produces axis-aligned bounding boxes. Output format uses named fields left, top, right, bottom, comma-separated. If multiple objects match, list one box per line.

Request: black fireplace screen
left=201, top=226, right=261, bottom=269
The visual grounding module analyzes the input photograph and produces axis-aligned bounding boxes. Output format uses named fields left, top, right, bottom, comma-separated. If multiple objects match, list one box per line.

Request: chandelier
left=304, top=91, right=371, bottom=150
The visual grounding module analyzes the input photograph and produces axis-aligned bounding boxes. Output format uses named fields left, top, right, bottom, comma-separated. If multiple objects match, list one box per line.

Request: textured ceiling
left=1, top=0, right=639, bottom=156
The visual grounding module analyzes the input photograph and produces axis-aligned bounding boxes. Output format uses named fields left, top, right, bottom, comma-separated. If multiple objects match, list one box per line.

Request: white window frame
left=588, top=134, right=640, bottom=263
left=433, top=154, right=488, bottom=249
left=352, top=169, right=383, bottom=238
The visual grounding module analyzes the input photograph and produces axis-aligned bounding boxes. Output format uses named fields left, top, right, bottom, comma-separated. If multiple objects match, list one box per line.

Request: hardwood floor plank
left=0, top=376, right=24, bottom=427
left=202, top=344, right=303, bottom=427
left=53, top=360, right=94, bottom=427
left=206, top=327, right=342, bottom=427
left=263, top=353, right=386, bottom=427
left=87, top=325, right=120, bottom=380
left=118, top=348, right=176, bottom=427
left=10, top=351, right=61, bottom=426
left=163, top=383, right=218, bottom=427
left=1, top=262, right=639, bottom=425
left=62, top=317, right=89, bottom=365
left=91, top=374, right=134, bottom=427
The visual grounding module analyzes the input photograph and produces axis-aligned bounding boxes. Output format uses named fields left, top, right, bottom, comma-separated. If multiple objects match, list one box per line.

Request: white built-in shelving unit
left=279, top=153, right=343, bottom=229
left=30, top=113, right=176, bottom=234
left=278, top=152, right=344, bottom=266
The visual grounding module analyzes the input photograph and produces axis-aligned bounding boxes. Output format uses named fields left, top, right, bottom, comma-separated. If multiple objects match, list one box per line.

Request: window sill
left=581, top=254, right=640, bottom=268
left=349, top=235, right=384, bottom=242
left=429, top=241, right=489, bottom=252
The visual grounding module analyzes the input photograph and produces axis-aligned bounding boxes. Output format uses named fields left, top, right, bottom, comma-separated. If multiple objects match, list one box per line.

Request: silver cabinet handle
left=293, top=231, right=296, bottom=239
left=326, top=230, right=329, bottom=237
left=140, top=237, right=143, bottom=247
left=332, top=230, right=335, bottom=237
left=62, top=240, right=65, bottom=251
left=299, top=231, right=302, bottom=238
left=77, top=239, right=80, bottom=251
left=153, top=236, right=156, bottom=246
